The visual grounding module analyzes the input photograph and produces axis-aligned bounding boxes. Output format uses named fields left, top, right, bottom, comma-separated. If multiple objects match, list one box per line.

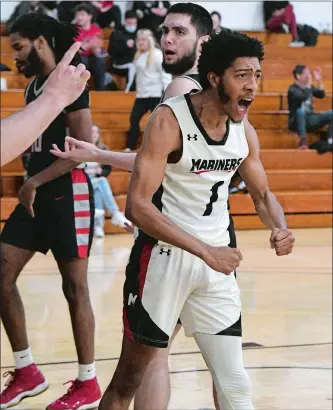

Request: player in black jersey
left=0, top=14, right=101, bottom=410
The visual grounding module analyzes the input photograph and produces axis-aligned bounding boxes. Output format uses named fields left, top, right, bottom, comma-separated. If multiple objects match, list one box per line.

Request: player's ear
left=207, top=72, right=220, bottom=89
left=35, top=35, right=48, bottom=51
left=198, top=35, right=210, bottom=52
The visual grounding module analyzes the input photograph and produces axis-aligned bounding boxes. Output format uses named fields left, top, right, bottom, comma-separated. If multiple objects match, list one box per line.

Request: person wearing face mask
left=107, top=10, right=138, bottom=90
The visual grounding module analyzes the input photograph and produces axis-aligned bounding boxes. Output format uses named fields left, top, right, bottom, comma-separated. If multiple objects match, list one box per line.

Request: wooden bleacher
left=1, top=27, right=332, bottom=232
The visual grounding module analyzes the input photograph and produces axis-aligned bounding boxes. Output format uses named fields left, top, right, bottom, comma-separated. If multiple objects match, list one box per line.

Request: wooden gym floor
left=1, top=228, right=332, bottom=410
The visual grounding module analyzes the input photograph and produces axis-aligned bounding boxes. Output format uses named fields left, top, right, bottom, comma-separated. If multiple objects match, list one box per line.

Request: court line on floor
left=170, top=365, right=332, bottom=375
left=1, top=341, right=331, bottom=370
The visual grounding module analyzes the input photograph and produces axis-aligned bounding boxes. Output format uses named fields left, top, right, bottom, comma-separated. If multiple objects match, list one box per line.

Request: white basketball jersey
left=153, top=94, right=249, bottom=247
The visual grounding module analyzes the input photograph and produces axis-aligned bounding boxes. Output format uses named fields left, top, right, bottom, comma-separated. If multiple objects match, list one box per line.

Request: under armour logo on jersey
left=159, top=248, right=171, bottom=256
left=187, top=134, right=198, bottom=141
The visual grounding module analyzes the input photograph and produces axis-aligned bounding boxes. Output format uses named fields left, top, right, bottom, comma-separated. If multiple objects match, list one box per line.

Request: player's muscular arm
left=239, top=122, right=295, bottom=255
left=125, top=107, right=242, bottom=273
left=239, top=121, right=286, bottom=231
left=30, top=109, right=92, bottom=188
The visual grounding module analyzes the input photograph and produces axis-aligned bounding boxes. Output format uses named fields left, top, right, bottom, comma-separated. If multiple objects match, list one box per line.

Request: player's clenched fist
left=43, top=42, right=91, bottom=108
left=270, top=228, right=295, bottom=256
left=203, top=246, right=243, bottom=274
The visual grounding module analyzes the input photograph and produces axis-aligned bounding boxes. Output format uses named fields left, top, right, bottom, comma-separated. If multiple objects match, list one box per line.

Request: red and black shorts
left=0, top=169, right=94, bottom=260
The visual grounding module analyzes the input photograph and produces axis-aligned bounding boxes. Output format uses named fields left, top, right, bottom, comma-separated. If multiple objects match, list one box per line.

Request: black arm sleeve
left=312, top=86, right=326, bottom=99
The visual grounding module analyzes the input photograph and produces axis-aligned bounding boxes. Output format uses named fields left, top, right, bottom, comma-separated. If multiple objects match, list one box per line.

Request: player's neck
left=41, top=60, right=57, bottom=77
left=194, top=89, right=229, bottom=125
left=174, top=67, right=197, bottom=80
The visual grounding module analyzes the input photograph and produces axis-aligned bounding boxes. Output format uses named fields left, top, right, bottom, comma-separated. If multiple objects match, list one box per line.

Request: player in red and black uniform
left=0, top=14, right=101, bottom=410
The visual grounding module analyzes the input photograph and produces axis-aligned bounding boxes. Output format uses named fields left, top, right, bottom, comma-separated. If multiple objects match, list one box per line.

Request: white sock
left=78, top=362, right=96, bottom=381
left=13, top=347, right=34, bottom=369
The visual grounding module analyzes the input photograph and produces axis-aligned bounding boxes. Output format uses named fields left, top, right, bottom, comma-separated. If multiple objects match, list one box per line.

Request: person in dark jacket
left=108, top=10, right=137, bottom=87
left=132, top=1, right=170, bottom=41
left=288, top=64, right=332, bottom=148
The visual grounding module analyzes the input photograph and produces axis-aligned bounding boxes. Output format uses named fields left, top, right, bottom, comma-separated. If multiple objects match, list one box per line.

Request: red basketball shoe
left=0, top=363, right=48, bottom=409
left=46, top=377, right=101, bottom=410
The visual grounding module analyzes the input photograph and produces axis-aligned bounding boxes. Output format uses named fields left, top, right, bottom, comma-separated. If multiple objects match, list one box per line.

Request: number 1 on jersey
left=203, top=181, right=225, bottom=216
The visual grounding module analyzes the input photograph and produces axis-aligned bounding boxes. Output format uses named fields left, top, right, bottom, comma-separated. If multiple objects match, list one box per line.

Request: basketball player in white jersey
left=58, top=29, right=295, bottom=409
left=52, top=4, right=223, bottom=409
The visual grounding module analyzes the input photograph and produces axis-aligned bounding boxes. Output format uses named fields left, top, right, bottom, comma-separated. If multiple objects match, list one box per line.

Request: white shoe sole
left=1, top=379, right=49, bottom=409
left=77, top=399, right=101, bottom=410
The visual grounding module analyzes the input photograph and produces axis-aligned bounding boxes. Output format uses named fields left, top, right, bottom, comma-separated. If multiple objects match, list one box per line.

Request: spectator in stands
left=263, top=1, right=304, bottom=47
left=211, top=11, right=222, bottom=34
left=288, top=65, right=332, bottom=149
left=132, top=1, right=170, bottom=41
left=6, top=1, right=48, bottom=33
left=57, top=1, right=77, bottom=23
left=108, top=10, right=137, bottom=90
left=74, top=3, right=106, bottom=90
left=85, top=124, right=133, bottom=237
left=40, top=1, right=58, bottom=19
left=90, top=1, right=121, bottom=28
left=124, top=29, right=171, bottom=152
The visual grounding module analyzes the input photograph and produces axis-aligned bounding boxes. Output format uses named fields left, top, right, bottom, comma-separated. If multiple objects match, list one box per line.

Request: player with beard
left=97, top=28, right=295, bottom=410
left=0, top=14, right=102, bottom=410
left=51, top=4, right=218, bottom=409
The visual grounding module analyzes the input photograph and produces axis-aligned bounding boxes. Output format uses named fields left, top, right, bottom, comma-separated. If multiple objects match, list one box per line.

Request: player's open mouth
left=164, top=50, right=176, bottom=58
left=237, top=98, right=253, bottom=116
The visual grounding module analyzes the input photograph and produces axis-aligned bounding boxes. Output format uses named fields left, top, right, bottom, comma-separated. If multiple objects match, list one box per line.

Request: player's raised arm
left=125, top=105, right=241, bottom=274
left=238, top=121, right=295, bottom=255
left=1, top=42, right=90, bottom=166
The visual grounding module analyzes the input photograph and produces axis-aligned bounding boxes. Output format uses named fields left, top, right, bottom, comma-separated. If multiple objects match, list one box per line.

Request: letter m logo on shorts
left=128, top=293, right=138, bottom=306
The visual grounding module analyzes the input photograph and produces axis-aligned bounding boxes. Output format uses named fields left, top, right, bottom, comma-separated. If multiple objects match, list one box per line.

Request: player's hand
left=270, top=228, right=295, bottom=256
left=43, top=42, right=91, bottom=109
left=18, top=179, right=37, bottom=218
left=124, top=222, right=135, bottom=233
left=203, top=246, right=243, bottom=275
left=50, top=137, right=99, bottom=163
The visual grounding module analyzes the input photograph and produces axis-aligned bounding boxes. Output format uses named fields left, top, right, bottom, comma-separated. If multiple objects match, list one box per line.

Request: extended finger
left=59, top=42, right=82, bottom=67
left=65, top=136, right=83, bottom=147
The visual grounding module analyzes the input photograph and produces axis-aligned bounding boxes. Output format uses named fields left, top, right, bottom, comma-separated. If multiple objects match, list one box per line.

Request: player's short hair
left=198, top=28, right=265, bottom=89
left=292, top=64, right=307, bottom=79
left=166, top=3, right=213, bottom=37
left=10, top=13, right=81, bottom=66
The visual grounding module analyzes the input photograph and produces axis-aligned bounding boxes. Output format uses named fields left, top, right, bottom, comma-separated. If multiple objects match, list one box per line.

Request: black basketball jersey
left=24, top=76, right=90, bottom=177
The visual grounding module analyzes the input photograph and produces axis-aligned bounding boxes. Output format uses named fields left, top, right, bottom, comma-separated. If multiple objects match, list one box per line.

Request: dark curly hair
left=198, top=29, right=264, bottom=89
left=10, top=13, right=81, bottom=66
